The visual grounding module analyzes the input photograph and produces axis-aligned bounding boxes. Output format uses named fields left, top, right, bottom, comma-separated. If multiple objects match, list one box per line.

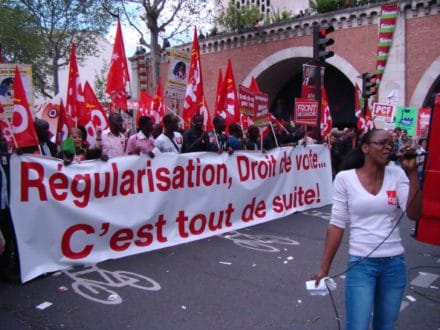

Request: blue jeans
left=345, top=254, right=407, bottom=330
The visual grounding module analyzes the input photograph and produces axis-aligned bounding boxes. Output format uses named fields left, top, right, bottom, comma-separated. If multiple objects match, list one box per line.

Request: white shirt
left=153, top=132, right=183, bottom=154
left=330, top=165, right=409, bottom=257
left=101, top=129, right=126, bottom=158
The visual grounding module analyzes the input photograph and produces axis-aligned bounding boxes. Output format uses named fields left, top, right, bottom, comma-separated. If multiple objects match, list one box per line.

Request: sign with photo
left=165, top=49, right=190, bottom=99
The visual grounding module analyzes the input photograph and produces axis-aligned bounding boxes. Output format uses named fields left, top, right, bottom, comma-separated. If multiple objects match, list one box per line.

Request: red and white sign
left=416, top=107, right=431, bottom=137
left=10, top=146, right=332, bottom=282
left=372, top=102, right=394, bottom=122
left=294, top=98, right=318, bottom=126
left=254, top=92, right=269, bottom=128
left=238, top=85, right=256, bottom=117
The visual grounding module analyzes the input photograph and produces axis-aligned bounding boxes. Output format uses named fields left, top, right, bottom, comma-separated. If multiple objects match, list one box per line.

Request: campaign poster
left=238, top=85, right=255, bottom=117
left=416, top=107, right=431, bottom=137
left=254, top=92, right=269, bottom=128
left=0, top=64, right=34, bottom=115
left=301, top=64, right=325, bottom=100
left=165, top=49, right=190, bottom=100
left=394, top=106, right=417, bottom=136
left=294, top=98, right=318, bottom=126
left=372, top=102, right=394, bottom=122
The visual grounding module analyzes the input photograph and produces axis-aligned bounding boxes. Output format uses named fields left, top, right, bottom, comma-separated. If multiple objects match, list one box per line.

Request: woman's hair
left=339, top=129, right=382, bottom=170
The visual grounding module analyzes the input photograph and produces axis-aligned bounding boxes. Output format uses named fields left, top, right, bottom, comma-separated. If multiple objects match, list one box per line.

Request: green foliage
left=267, top=7, right=294, bottom=25
left=94, top=60, right=110, bottom=104
left=216, top=2, right=264, bottom=33
left=309, top=0, right=344, bottom=13
left=0, top=0, right=116, bottom=98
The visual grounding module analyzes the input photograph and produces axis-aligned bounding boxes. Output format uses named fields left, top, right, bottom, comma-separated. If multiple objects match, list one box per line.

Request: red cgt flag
left=106, top=19, right=130, bottom=111
left=200, top=96, right=213, bottom=131
left=136, top=90, right=154, bottom=123
left=11, top=66, right=39, bottom=148
left=150, top=81, right=165, bottom=125
left=182, top=27, right=206, bottom=129
left=217, top=59, right=240, bottom=132
left=66, top=43, right=86, bottom=125
left=83, top=81, right=109, bottom=145
left=55, top=99, right=73, bottom=148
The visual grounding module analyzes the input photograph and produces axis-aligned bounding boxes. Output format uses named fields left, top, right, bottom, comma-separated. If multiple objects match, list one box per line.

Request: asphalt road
left=0, top=206, right=439, bottom=330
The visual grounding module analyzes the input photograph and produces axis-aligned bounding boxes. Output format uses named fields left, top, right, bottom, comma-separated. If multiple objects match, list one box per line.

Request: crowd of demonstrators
left=4, top=107, right=429, bottom=283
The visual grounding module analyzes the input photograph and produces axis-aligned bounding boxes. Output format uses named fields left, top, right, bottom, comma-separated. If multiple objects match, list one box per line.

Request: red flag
left=55, top=99, right=73, bottom=148
left=214, top=69, right=224, bottom=115
left=66, top=43, right=85, bottom=125
left=182, top=27, right=206, bottom=129
left=218, top=59, right=240, bottom=131
left=249, top=76, right=261, bottom=93
left=83, top=81, right=109, bottom=145
left=150, top=81, right=165, bottom=125
left=320, top=86, right=333, bottom=139
left=200, top=96, right=213, bottom=131
left=354, top=83, right=375, bottom=133
left=11, top=66, right=39, bottom=148
left=136, top=90, right=154, bottom=123
left=106, top=19, right=130, bottom=111
left=0, top=103, right=13, bottom=148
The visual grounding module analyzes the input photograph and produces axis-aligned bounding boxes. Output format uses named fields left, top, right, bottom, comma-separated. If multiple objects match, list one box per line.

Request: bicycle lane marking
left=301, top=209, right=332, bottom=221
left=220, top=230, right=300, bottom=253
left=62, top=264, right=161, bottom=305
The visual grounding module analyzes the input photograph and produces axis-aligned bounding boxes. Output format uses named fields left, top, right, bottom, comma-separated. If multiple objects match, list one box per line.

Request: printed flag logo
left=386, top=190, right=397, bottom=206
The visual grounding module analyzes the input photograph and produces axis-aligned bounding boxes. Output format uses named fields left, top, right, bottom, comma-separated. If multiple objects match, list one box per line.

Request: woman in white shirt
left=312, top=129, right=422, bottom=330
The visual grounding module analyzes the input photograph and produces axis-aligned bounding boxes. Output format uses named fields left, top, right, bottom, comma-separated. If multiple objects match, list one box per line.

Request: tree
left=121, top=0, right=211, bottom=91
left=0, top=0, right=116, bottom=98
left=216, top=2, right=263, bottom=33
left=267, top=7, right=294, bottom=25
left=309, top=0, right=344, bottom=13
left=94, top=60, right=110, bottom=103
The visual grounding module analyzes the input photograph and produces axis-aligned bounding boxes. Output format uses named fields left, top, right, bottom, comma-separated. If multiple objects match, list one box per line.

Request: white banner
left=10, top=145, right=333, bottom=282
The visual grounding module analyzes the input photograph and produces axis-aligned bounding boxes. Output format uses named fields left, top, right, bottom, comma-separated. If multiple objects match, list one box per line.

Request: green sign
left=395, top=106, right=418, bottom=136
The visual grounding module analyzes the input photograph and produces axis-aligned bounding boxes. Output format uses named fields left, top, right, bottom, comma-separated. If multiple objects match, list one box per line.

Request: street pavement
left=0, top=205, right=439, bottom=330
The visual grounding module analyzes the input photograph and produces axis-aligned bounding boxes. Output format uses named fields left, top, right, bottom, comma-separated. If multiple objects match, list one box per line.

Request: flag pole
left=166, top=106, right=184, bottom=123
left=6, top=118, right=18, bottom=149
left=269, top=122, right=279, bottom=148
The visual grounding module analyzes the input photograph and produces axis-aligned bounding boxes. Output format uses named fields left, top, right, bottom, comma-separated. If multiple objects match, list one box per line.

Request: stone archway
left=242, top=46, right=361, bottom=126
left=243, top=46, right=360, bottom=88
left=410, top=56, right=440, bottom=108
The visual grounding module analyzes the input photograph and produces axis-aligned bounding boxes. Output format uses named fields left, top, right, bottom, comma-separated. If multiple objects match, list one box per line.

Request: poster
left=165, top=49, right=190, bottom=100
left=394, top=106, right=417, bottom=136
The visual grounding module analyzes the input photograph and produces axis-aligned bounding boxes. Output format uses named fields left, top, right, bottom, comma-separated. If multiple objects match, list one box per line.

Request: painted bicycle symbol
left=221, top=230, right=299, bottom=252
left=62, top=264, right=161, bottom=305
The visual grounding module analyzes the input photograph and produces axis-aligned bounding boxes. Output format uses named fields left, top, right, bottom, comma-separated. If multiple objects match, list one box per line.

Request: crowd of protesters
left=0, top=109, right=429, bottom=282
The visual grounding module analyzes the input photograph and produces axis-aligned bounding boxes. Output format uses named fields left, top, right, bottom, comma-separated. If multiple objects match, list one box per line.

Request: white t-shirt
left=330, top=165, right=409, bottom=257
left=153, top=132, right=183, bottom=154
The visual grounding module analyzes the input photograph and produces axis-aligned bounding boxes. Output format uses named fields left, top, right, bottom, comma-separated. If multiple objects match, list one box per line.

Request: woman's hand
left=311, top=269, right=329, bottom=287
